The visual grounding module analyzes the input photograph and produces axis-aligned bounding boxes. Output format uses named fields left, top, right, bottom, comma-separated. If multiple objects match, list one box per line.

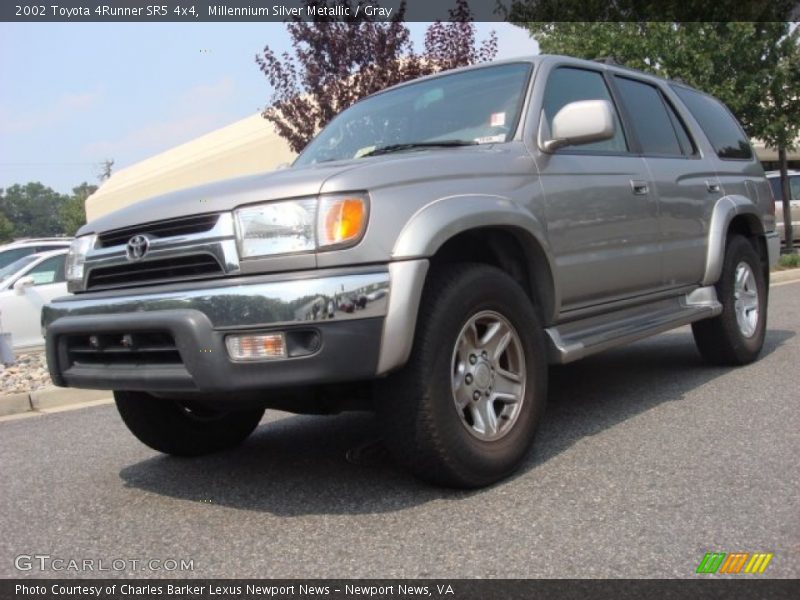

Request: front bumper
left=43, top=263, right=427, bottom=393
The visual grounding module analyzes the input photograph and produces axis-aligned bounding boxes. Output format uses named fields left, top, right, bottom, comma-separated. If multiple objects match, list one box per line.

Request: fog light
left=225, top=332, right=286, bottom=361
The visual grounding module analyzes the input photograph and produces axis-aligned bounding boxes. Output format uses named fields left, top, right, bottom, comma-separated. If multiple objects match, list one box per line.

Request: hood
left=78, top=144, right=524, bottom=235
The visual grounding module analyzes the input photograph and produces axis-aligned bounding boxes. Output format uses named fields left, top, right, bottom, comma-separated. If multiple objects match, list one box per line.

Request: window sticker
left=474, top=134, right=506, bottom=144
left=490, top=112, right=506, bottom=127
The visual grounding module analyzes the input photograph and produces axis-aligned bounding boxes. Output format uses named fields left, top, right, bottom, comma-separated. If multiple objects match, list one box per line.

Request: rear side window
left=672, top=86, right=752, bottom=160
left=773, top=175, right=800, bottom=201
left=614, top=77, right=683, bottom=156
left=542, top=67, right=629, bottom=153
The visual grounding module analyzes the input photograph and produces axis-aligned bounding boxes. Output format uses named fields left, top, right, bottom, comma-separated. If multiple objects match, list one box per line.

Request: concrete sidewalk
left=0, top=387, right=111, bottom=418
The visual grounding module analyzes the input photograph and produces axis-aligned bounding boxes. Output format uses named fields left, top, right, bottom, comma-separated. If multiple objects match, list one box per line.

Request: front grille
left=65, top=331, right=181, bottom=366
left=97, top=214, right=220, bottom=248
left=86, top=254, right=223, bottom=290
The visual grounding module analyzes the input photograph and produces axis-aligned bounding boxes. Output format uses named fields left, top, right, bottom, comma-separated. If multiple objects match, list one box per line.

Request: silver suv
left=43, top=56, right=780, bottom=487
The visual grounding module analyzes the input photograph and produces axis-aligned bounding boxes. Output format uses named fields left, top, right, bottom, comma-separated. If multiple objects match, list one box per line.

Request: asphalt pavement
left=1, top=281, right=798, bottom=579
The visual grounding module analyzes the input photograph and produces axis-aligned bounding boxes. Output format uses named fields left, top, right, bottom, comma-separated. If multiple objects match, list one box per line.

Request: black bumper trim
left=46, top=310, right=383, bottom=394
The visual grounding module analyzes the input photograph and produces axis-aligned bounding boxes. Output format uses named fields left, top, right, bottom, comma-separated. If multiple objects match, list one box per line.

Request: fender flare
left=702, top=194, right=765, bottom=286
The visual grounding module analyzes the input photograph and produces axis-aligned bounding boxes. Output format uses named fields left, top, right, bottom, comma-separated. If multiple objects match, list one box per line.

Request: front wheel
left=377, top=264, right=547, bottom=488
left=115, top=391, right=265, bottom=456
left=692, top=234, right=767, bottom=365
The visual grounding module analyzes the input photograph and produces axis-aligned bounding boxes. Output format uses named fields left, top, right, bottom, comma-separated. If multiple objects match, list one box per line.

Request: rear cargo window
left=671, top=85, right=752, bottom=160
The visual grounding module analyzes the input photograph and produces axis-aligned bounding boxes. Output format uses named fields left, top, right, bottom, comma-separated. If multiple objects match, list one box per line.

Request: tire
left=377, top=263, right=547, bottom=488
left=114, top=391, right=265, bottom=457
left=692, top=234, right=767, bottom=366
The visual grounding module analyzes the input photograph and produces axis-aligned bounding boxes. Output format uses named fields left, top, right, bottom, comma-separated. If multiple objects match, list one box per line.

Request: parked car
left=0, top=238, right=72, bottom=270
left=0, top=249, right=68, bottom=349
left=766, top=170, right=800, bottom=244
left=43, top=56, right=779, bottom=487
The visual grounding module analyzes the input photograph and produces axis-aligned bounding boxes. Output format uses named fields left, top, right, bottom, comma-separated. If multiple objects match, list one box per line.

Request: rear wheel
left=377, top=263, right=547, bottom=488
left=692, top=235, right=767, bottom=365
left=115, top=391, right=264, bottom=456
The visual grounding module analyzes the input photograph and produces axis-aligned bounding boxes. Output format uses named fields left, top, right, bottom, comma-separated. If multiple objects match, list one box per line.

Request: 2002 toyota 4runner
left=43, top=56, right=780, bottom=487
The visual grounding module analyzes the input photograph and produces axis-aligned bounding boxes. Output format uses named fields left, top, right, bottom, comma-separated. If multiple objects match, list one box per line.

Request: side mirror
left=13, top=276, right=34, bottom=295
left=542, top=99, right=615, bottom=152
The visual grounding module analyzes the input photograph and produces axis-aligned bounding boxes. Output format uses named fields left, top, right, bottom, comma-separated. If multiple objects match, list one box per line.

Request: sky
left=0, top=22, right=538, bottom=194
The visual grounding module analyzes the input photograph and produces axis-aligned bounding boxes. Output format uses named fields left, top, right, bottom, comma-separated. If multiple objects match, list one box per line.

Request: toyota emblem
left=126, top=235, right=150, bottom=261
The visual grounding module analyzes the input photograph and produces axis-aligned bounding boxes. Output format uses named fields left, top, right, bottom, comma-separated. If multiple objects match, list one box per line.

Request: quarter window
left=542, top=67, right=628, bottom=153
left=671, top=85, right=753, bottom=160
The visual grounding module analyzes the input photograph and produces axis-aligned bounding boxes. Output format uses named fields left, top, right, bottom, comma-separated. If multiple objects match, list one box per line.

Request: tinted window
left=769, top=176, right=800, bottom=202
left=0, top=247, right=35, bottom=269
left=615, top=77, right=682, bottom=156
left=672, top=86, right=752, bottom=160
left=542, top=67, right=628, bottom=153
left=770, top=177, right=783, bottom=202
left=24, top=255, right=66, bottom=285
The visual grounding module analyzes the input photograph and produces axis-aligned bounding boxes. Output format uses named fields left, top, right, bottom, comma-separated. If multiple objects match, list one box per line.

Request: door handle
left=706, top=180, right=721, bottom=193
left=630, top=180, right=649, bottom=195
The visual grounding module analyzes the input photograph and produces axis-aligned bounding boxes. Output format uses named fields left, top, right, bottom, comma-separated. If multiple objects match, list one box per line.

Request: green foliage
left=0, top=211, right=14, bottom=243
left=60, top=182, right=97, bottom=236
left=0, top=182, right=68, bottom=238
left=0, top=181, right=97, bottom=241
left=777, top=253, right=800, bottom=270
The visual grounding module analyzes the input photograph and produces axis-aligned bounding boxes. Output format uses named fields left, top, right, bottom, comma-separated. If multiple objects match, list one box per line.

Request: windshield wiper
left=361, top=139, right=477, bottom=158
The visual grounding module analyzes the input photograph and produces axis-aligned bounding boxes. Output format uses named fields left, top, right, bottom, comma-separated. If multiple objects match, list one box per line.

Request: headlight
left=234, top=193, right=368, bottom=258
left=65, top=234, right=96, bottom=291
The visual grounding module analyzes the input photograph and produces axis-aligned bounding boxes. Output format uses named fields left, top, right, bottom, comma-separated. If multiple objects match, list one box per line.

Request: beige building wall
left=85, top=114, right=800, bottom=221
left=85, top=114, right=296, bottom=221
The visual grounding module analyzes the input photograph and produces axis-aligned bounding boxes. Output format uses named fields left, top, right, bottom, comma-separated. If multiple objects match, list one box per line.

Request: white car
left=0, top=238, right=72, bottom=270
left=766, top=170, right=800, bottom=244
left=0, top=249, right=68, bottom=349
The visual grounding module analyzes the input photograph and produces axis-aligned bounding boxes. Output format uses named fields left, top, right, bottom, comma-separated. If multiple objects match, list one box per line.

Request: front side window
left=23, top=255, right=66, bottom=285
left=672, top=85, right=753, bottom=160
left=614, top=76, right=683, bottom=156
left=295, top=63, right=532, bottom=166
left=541, top=67, right=628, bottom=153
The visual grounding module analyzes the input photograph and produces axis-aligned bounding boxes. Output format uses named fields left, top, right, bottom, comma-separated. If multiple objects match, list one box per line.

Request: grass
left=774, top=253, right=800, bottom=271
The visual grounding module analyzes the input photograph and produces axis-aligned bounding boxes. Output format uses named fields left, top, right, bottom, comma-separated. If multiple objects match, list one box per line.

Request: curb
left=0, top=387, right=111, bottom=418
left=771, top=268, right=800, bottom=284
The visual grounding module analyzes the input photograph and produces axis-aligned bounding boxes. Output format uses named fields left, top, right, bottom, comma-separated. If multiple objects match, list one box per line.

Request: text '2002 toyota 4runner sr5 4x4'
left=44, top=56, right=780, bottom=488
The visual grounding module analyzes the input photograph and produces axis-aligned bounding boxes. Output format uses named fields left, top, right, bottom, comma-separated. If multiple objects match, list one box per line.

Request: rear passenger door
left=535, top=66, right=663, bottom=311
left=612, top=76, right=718, bottom=287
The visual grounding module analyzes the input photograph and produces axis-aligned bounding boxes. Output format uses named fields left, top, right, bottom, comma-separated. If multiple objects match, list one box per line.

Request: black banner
left=2, top=579, right=800, bottom=600
left=2, top=0, right=800, bottom=23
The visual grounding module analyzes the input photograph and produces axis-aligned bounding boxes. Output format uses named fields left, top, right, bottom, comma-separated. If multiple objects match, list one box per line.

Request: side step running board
left=545, top=286, right=722, bottom=364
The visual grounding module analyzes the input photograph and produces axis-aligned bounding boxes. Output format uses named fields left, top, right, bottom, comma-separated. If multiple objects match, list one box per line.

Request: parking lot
left=1, top=280, right=798, bottom=579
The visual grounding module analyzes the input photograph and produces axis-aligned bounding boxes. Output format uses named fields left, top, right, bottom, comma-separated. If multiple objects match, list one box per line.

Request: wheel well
left=728, top=214, right=768, bottom=279
left=428, top=227, right=556, bottom=325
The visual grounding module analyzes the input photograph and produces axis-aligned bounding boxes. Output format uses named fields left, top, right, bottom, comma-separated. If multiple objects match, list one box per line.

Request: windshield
left=0, top=254, right=39, bottom=283
left=294, top=62, right=532, bottom=166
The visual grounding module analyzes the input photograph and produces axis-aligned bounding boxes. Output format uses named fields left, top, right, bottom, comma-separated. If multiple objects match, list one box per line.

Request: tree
left=60, top=182, right=97, bottom=236
left=256, top=0, right=496, bottom=153
left=0, top=182, right=68, bottom=238
left=521, top=22, right=800, bottom=250
left=0, top=212, right=14, bottom=243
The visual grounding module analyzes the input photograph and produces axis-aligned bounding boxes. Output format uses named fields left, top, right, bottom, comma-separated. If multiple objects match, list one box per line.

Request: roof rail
left=593, top=57, right=619, bottom=65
